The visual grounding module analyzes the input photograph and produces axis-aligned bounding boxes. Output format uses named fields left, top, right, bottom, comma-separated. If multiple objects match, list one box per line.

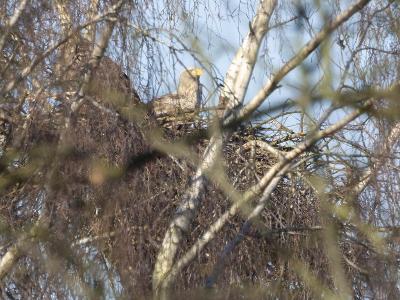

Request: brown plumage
left=152, top=68, right=203, bottom=118
left=88, top=56, right=141, bottom=106
left=63, top=38, right=141, bottom=107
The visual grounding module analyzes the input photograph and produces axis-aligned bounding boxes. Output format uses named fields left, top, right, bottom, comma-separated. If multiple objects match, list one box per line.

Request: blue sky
left=139, top=0, right=349, bottom=111
left=123, top=0, right=381, bottom=150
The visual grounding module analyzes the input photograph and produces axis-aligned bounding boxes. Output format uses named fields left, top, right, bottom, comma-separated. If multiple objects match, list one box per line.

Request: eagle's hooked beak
left=191, top=68, right=203, bottom=77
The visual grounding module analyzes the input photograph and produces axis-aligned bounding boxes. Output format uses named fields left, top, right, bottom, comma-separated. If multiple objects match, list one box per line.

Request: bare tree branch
left=152, top=0, right=278, bottom=293
left=228, top=0, right=372, bottom=124
left=0, top=1, right=124, bottom=97
left=0, top=0, right=28, bottom=52
left=159, top=97, right=372, bottom=288
left=0, top=1, right=125, bottom=282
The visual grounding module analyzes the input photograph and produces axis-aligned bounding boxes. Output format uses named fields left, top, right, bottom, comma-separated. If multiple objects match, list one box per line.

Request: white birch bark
left=0, top=1, right=123, bottom=97
left=219, top=0, right=277, bottom=115
left=226, top=0, right=371, bottom=125
left=54, top=0, right=74, bottom=35
left=0, top=1, right=124, bottom=282
left=0, top=0, right=28, bottom=52
left=82, top=0, right=100, bottom=43
left=152, top=0, right=376, bottom=293
left=354, top=121, right=400, bottom=194
left=152, top=0, right=375, bottom=293
left=0, top=221, right=44, bottom=280
left=152, top=0, right=277, bottom=293
left=157, top=98, right=373, bottom=288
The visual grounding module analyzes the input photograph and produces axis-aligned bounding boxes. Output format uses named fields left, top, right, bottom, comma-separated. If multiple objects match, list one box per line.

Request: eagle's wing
left=152, top=94, right=187, bottom=117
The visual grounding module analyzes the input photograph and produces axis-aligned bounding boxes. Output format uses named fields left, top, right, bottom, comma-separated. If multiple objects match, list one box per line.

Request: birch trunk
left=152, top=0, right=373, bottom=292
left=152, top=0, right=277, bottom=293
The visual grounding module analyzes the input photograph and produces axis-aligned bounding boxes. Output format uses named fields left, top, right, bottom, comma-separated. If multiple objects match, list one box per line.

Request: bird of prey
left=152, top=68, right=203, bottom=119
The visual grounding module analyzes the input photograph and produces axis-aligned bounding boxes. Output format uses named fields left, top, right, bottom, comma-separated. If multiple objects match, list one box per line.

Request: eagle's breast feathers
left=152, top=68, right=203, bottom=119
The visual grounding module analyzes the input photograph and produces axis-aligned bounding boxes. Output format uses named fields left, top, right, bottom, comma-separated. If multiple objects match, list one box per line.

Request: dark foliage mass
left=0, top=74, right=350, bottom=299
left=1, top=1, right=400, bottom=299
left=0, top=33, right=396, bottom=300
left=0, top=39, right=327, bottom=296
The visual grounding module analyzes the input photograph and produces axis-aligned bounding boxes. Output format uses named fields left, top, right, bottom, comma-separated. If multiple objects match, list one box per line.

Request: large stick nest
left=0, top=44, right=366, bottom=298
left=1, top=95, right=329, bottom=298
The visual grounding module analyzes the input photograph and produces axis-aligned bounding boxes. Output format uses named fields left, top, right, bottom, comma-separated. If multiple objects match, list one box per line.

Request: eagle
left=152, top=68, right=203, bottom=120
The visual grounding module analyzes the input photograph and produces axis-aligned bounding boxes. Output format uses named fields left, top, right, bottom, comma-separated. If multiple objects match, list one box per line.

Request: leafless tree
left=0, top=0, right=399, bottom=299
